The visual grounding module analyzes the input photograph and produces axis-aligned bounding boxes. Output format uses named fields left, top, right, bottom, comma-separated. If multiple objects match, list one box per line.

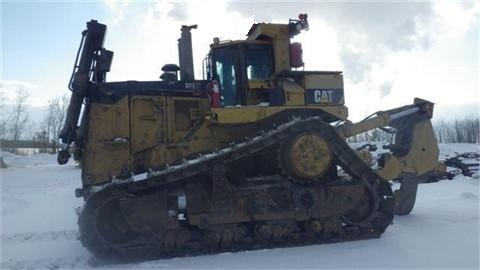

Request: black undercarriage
left=78, top=118, right=394, bottom=260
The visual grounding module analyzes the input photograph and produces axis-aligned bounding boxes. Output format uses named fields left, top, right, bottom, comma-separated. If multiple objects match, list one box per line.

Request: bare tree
left=465, top=117, right=480, bottom=144
left=43, top=100, right=55, bottom=142
left=53, top=94, right=68, bottom=141
left=9, top=88, right=30, bottom=141
left=0, top=85, right=7, bottom=140
left=33, top=129, right=49, bottom=153
left=42, top=94, right=69, bottom=149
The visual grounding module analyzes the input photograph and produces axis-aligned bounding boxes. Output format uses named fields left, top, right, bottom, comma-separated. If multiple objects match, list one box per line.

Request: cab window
left=213, top=48, right=237, bottom=106
left=246, top=46, right=273, bottom=80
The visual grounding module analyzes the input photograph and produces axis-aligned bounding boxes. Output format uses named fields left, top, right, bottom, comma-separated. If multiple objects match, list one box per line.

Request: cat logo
left=314, top=90, right=333, bottom=103
left=306, top=88, right=343, bottom=104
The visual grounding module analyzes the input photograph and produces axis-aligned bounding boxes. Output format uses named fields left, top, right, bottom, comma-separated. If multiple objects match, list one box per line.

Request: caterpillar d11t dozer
left=58, top=14, right=447, bottom=259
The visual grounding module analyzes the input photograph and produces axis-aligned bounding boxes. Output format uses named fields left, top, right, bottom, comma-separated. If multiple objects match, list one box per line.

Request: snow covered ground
left=1, top=144, right=479, bottom=269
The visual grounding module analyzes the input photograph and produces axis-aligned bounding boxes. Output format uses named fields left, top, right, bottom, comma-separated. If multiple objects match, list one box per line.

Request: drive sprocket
left=279, top=132, right=333, bottom=184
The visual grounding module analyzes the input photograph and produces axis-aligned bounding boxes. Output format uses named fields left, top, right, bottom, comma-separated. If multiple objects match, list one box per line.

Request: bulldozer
left=58, top=14, right=448, bottom=259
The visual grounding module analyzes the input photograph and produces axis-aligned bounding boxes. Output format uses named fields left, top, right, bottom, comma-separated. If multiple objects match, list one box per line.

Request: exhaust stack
left=178, top=24, right=197, bottom=81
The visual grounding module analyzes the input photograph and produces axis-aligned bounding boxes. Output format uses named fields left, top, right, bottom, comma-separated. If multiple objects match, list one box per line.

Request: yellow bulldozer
left=58, top=14, right=448, bottom=259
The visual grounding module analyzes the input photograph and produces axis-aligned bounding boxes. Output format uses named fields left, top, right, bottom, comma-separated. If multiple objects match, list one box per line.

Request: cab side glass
left=214, top=49, right=237, bottom=106
left=246, top=46, right=273, bottom=80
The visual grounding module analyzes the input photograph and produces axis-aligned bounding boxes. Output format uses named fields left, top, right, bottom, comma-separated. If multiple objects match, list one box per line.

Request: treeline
left=0, top=87, right=68, bottom=154
left=434, top=118, right=479, bottom=144
left=348, top=128, right=392, bottom=143
left=345, top=117, right=479, bottom=144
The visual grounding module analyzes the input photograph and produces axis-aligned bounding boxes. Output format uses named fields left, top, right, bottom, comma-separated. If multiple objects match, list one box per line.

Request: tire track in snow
left=1, top=196, right=31, bottom=215
left=0, top=230, right=78, bottom=244
left=1, top=255, right=92, bottom=270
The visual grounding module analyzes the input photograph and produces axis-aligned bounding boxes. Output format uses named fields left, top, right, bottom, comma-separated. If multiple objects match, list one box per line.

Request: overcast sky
left=1, top=0, right=479, bottom=121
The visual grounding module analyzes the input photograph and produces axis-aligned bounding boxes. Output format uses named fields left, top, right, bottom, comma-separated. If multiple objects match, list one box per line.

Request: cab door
left=211, top=46, right=244, bottom=106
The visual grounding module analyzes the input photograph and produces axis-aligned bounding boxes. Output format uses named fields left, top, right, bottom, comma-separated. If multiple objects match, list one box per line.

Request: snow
left=1, top=145, right=479, bottom=269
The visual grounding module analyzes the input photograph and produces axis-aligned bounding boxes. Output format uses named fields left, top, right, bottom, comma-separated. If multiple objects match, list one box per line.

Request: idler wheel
left=343, top=186, right=377, bottom=225
left=95, top=195, right=139, bottom=245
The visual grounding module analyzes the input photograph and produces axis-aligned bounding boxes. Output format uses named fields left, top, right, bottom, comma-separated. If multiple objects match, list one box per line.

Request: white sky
left=1, top=0, right=479, bottom=122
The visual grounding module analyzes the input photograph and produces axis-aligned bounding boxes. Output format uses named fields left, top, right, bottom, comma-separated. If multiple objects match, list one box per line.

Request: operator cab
left=204, top=14, right=310, bottom=107
left=206, top=41, right=275, bottom=106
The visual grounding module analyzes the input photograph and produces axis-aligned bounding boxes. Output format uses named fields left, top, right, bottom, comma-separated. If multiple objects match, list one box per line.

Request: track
left=445, top=152, right=479, bottom=177
left=78, top=117, right=394, bottom=260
